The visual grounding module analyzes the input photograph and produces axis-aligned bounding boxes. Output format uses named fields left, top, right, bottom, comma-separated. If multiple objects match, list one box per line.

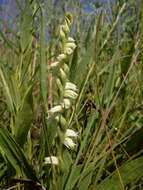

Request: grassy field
left=0, top=0, right=143, bottom=189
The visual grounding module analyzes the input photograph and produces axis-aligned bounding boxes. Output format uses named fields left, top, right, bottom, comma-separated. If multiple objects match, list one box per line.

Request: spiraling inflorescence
left=45, top=13, right=78, bottom=166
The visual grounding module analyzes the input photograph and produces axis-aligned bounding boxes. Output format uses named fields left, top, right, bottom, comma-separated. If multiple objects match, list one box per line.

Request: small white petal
left=65, top=129, right=78, bottom=138
left=49, top=105, right=62, bottom=114
left=68, top=37, right=75, bottom=42
left=65, top=42, right=76, bottom=50
left=50, top=61, right=59, bottom=68
left=57, top=54, right=67, bottom=61
left=64, top=89, right=78, bottom=100
left=65, top=82, right=77, bottom=92
left=62, top=99, right=71, bottom=109
left=55, top=116, right=59, bottom=121
left=64, top=137, right=77, bottom=149
left=44, top=156, right=59, bottom=165
left=64, top=48, right=73, bottom=55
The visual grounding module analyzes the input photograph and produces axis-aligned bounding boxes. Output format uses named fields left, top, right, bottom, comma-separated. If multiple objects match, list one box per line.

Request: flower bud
left=64, top=47, right=73, bottom=55
left=65, top=42, right=76, bottom=50
left=56, top=78, right=64, bottom=93
left=49, top=105, right=63, bottom=114
left=59, top=25, right=66, bottom=40
left=55, top=116, right=59, bottom=121
left=64, top=89, right=78, bottom=100
left=62, top=98, right=71, bottom=109
left=62, top=21, right=70, bottom=35
left=68, top=37, right=75, bottom=43
left=60, top=68, right=67, bottom=81
left=66, top=13, right=73, bottom=25
left=63, top=63, right=69, bottom=74
left=44, top=156, right=59, bottom=165
left=59, top=115, right=67, bottom=128
left=115, top=77, right=121, bottom=88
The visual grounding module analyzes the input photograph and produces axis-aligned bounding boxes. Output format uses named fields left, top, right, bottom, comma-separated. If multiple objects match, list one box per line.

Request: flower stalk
left=45, top=13, right=78, bottom=168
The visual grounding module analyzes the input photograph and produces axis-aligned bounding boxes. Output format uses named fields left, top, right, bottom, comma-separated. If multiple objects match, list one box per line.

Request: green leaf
left=69, top=46, right=78, bottom=83
left=57, top=150, right=73, bottom=190
left=124, top=127, right=143, bottom=156
left=78, top=171, right=93, bottom=190
left=40, top=5, right=47, bottom=105
left=96, top=157, right=143, bottom=190
left=46, top=116, right=58, bottom=147
left=20, top=7, right=33, bottom=53
left=64, top=165, right=82, bottom=190
left=0, top=162, right=8, bottom=180
left=105, top=61, right=116, bottom=109
left=14, top=86, right=34, bottom=147
left=0, top=67, right=14, bottom=113
left=74, top=16, right=96, bottom=87
left=75, top=42, right=94, bottom=88
left=121, top=42, right=134, bottom=77
left=0, top=30, right=18, bottom=54
left=0, top=127, right=38, bottom=181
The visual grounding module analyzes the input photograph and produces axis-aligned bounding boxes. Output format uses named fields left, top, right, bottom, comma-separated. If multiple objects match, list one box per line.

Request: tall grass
left=0, top=0, right=143, bottom=190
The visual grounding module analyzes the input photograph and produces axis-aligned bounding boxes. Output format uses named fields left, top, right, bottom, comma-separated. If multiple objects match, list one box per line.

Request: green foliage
left=96, top=157, right=143, bottom=190
left=0, top=127, right=38, bottom=181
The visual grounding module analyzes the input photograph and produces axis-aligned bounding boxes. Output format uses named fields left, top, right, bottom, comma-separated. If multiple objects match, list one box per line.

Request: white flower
left=55, top=116, right=59, bottom=121
left=62, top=98, right=71, bottom=109
left=65, top=129, right=78, bottom=138
left=49, top=105, right=62, bottom=114
left=65, top=42, right=76, bottom=50
left=57, top=54, right=67, bottom=61
left=50, top=61, right=59, bottom=68
left=68, top=37, right=75, bottom=42
left=64, top=137, right=77, bottom=150
left=44, top=156, right=59, bottom=165
left=64, top=89, right=78, bottom=100
left=63, top=129, right=78, bottom=150
left=64, top=47, right=73, bottom=55
left=65, top=82, right=77, bottom=92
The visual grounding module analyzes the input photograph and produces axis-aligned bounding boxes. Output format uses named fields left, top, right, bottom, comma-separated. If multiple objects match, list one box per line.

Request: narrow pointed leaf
left=96, top=157, right=143, bottom=190
left=0, top=127, right=38, bottom=181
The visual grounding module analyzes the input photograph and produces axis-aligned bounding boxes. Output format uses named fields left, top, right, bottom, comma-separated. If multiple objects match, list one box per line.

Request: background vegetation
left=0, top=0, right=143, bottom=189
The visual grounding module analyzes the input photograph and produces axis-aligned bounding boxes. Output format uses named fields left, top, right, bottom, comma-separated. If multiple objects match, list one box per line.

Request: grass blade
left=0, top=127, right=38, bottom=181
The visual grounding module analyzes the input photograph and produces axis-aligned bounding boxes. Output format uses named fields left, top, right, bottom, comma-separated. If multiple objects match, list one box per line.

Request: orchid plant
left=45, top=13, right=78, bottom=170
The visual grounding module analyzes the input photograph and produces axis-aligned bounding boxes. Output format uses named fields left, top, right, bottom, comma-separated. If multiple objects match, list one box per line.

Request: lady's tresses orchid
left=44, top=129, right=78, bottom=165
left=48, top=81, right=78, bottom=115
left=64, top=129, right=78, bottom=150
left=45, top=13, right=78, bottom=168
